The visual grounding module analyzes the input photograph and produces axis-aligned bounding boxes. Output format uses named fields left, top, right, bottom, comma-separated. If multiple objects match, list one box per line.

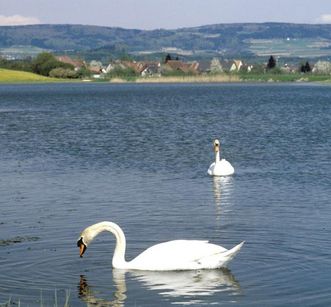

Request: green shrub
left=49, top=67, right=77, bottom=78
left=106, top=67, right=138, bottom=79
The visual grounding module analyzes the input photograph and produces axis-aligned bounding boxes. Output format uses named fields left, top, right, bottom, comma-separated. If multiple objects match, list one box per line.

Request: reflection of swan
left=212, top=176, right=234, bottom=218
left=208, top=139, right=234, bottom=176
left=78, top=269, right=240, bottom=306
left=77, top=221, right=244, bottom=270
left=79, top=271, right=126, bottom=307
left=131, top=268, right=241, bottom=298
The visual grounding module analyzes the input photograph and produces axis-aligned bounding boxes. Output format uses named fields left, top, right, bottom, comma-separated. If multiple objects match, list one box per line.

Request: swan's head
left=213, top=139, right=220, bottom=153
left=77, top=237, right=87, bottom=258
left=77, top=223, right=101, bottom=258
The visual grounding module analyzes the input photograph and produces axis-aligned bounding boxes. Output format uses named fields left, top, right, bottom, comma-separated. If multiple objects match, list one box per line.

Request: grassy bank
left=0, top=68, right=60, bottom=83
left=1, top=68, right=331, bottom=84
left=111, top=73, right=331, bottom=83
left=239, top=73, right=331, bottom=82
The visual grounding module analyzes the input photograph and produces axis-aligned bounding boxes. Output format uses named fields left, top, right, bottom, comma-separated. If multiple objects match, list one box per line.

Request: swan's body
left=208, top=159, right=234, bottom=176
left=208, top=139, right=234, bottom=176
left=77, top=221, right=244, bottom=271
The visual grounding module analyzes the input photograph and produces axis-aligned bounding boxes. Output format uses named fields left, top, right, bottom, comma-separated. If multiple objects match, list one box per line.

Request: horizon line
left=1, top=21, right=331, bottom=31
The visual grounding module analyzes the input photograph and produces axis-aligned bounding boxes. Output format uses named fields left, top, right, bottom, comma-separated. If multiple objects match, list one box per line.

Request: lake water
left=0, top=83, right=330, bottom=306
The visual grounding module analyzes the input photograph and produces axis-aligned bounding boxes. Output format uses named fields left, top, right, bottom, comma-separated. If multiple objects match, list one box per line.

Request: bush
left=106, top=67, right=138, bottom=79
left=75, top=67, right=92, bottom=78
left=49, top=67, right=77, bottom=78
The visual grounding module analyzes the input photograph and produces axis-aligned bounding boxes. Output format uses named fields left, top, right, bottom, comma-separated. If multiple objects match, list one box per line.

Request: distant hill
left=1, top=23, right=331, bottom=61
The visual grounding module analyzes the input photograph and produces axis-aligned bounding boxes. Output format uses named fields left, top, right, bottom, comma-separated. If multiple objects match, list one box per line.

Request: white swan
left=208, top=139, right=234, bottom=176
left=77, top=221, right=244, bottom=271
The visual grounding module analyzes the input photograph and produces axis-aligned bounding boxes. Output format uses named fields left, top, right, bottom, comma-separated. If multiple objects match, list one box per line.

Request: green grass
left=239, top=72, right=331, bottom=82
left=0, top=68, right=60, bottom=83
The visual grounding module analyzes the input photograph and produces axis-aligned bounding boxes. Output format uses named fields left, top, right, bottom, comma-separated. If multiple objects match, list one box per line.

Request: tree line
left=0, top=52, right=90, bottom=78
left=266, top=55, right=311, bottom=73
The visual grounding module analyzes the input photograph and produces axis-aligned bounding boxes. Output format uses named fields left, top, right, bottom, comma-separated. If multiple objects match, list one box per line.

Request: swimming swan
left=208, top=139, right=234, bottom=176
left=77, top=221, right=244, bottom=271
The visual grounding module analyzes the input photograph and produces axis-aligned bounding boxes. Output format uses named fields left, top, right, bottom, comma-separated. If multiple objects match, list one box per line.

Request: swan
left=208, top=139, right=234, bottom=176
left=77, top=221, right=244, bottom=271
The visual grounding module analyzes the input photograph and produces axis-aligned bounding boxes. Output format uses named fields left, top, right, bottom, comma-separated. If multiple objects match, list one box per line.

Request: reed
left=1, top=289, right=71, bottom=307
left=137, top=74, right=240, bottom=83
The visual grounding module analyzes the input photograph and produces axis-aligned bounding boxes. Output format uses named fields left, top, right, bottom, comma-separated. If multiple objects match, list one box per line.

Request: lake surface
left=0, top=83, right=330, bottom=306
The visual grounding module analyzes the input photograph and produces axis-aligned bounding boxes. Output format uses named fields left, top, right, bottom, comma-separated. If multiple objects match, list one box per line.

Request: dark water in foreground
left=0, top=83, right=330, bottom=306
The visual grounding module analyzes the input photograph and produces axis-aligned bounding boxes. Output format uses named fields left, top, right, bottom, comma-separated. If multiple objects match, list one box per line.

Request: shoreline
left=1, top=68, right=331, bottom=84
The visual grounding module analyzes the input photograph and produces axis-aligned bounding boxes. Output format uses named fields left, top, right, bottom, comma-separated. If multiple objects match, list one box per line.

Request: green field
left=247, top=38, right=331, bottom=58
left=239, top=72, right=331, bottom=82
left=0, top=68, right=59, bottom=82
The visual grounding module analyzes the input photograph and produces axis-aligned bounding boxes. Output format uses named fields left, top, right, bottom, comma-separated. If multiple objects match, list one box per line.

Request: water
left=0, top=83, right=330, bottom=306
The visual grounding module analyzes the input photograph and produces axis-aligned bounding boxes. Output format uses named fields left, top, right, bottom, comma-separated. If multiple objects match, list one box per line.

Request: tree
left=164, top=54, right=172, bottom=63
left=301, top=61, right=311, bottom=73
left=266, top=56, right=276, bottom=70
left=32, top=52, right=73, bottom=76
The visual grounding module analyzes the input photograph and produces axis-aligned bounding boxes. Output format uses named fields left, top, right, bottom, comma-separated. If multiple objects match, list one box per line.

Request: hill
left=1, top=23, right=331, bottom=61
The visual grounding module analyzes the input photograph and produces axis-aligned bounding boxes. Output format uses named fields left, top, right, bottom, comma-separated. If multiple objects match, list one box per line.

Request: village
left=53, top=54, right=331, bottom=80
left=2, top=50, right=331, bottom=82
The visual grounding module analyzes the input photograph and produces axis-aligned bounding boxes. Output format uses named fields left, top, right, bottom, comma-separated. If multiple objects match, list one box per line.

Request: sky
left=1, top=0, right=331, bottom=29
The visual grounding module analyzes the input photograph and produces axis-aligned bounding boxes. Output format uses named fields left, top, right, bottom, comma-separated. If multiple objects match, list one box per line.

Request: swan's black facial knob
left=77, top=237, right=87, bottom=257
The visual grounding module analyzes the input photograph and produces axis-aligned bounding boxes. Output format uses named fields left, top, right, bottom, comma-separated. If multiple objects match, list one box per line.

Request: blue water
left=0, top=83, right=330, bottom=306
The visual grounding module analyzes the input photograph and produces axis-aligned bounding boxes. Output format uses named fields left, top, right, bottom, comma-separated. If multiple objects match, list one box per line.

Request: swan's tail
left=220, top=241, right=245, bottom=267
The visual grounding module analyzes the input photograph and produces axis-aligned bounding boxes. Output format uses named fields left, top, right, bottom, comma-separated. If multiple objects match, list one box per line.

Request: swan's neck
left=88, top=221, right=128, bottom=268
left=215, top=150, right=221, bottom=163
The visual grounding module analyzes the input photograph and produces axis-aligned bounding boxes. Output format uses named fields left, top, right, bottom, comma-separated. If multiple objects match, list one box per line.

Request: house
left=163, top=60, right=199, bottom=74
left=104, top=60, right=161, bottom=77
left=88, top=60, right=104, bottom=77
left=280, top=63, right=297, bottom=73
left=246, top=64, right=254, bottom=72
left=217, top=60, right=232, bottom=72
left=105, top=60, right=128, bottom=72
left=197, top=61, right=212, bottom=74
left=210, top=58, right=224, bottom=73
left=229, top=60, right=243, bottom=72
left=55, top=55, right=86, bottom=71
left=198, top=58, right=224, bottom=74
left=141, top=62, right=161, bottom=77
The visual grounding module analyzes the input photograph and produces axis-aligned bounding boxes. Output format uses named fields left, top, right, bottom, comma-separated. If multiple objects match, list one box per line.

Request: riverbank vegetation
left=1, top=51, right=331, bottom=83
left=1, top=68, right=331, bottom=84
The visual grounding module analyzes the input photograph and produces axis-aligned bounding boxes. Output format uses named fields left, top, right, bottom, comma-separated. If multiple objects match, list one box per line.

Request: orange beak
left=77, top=237, right=87, bottom=258
left=79, top=243, right=87, bottom=257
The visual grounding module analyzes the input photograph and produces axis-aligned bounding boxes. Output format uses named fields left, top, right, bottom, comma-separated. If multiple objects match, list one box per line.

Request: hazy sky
left=1, top=0, right=331, bottom=29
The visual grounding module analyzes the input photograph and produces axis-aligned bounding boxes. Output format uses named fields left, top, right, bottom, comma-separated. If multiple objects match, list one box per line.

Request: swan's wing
left=213, top=159, right=234, bottom=176
left=208, top=162, right=216, bottom=175
left=129, top=240, right=228, bottom=270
